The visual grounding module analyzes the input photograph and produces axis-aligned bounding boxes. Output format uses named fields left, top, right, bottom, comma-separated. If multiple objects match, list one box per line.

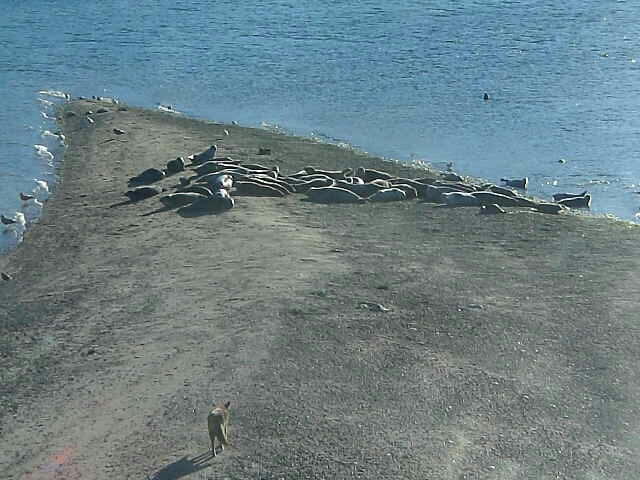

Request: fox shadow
left=148, top=450, right=213, bottom=480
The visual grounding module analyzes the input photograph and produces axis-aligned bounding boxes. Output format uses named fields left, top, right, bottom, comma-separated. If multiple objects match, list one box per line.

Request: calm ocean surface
left=1, top=1, right=639, bottom=252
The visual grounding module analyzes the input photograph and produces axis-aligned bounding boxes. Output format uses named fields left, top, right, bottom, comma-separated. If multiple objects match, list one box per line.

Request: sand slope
left=1, top=100, right=640, bottom=479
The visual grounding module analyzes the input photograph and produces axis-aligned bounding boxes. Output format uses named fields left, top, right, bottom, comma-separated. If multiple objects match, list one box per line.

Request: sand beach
left=1, top=99, right=639, bottom=479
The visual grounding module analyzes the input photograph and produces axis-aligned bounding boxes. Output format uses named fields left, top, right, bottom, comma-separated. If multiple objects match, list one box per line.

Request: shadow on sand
left=175, top=207, right=231, bottom=218
left=148, top=450, right=213, bottom=480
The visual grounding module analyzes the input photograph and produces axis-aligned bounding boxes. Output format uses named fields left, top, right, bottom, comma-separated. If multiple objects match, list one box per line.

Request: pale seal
left=391, top=184, right=418, bottom=199
left=160, top=192, right=207, bottom=208
left=441, top=191, right=481, bottom=206
left=333, top=181, right=383, bottom=198
left=306, top=187, right=365, bottom=204
left=368, top=188, right=407, bottom=202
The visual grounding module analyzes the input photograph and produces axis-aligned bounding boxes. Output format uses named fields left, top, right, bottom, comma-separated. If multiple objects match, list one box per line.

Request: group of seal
left=122, top=143, right=595, bottom=218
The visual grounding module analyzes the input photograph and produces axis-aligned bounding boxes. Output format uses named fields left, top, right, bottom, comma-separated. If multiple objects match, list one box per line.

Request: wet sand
left=1, top=99, right=640, bottom=479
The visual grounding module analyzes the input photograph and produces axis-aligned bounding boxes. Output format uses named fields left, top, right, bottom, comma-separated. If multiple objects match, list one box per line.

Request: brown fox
left=207, top=401, right=231, bottom=456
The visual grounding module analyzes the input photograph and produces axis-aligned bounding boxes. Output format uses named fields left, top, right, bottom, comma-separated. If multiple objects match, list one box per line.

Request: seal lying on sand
left=237, top=176, right=290, bottom=195
left=306, top=187, right=365, bottom=204
left=176, top=184, right=214, bottom=196
left=392, top=184, right=418, bottom=199
left=178, top=189, right=234, bottom=215
left=552, top=190, right=588, bottom=202
left=191, top=161, right=234, bottom=176
left=500, top=177, right=528, bottom=189
left=533, top=202, right=568, bottom=215
left=160, top=192, right=207, bottom=208
left=125, top=185, right=163, bottom=201
left=368, top=188, right=407, bottom=202
left=166, top=156, right=185, bottom=174
left=355, top=167, right=393, bottom=183
left=289, top=177, right=334, bottom=193
left=441, top=191, right=481, bottom=206
left=129, top=168, right=166, bottom=185
left=189, top=145, right=218, bottom=165
left=473, top=191, right=535, bottom=207
left=234, top=181, right=285, bottom=197
left=481, top=184, right=517, bottom=197
left=558, top=194, right=591, bottom=208
left=303, top=167, right=352, bottom=180
left=195, top=173, right=233, bottom=191
left=334, top=181, right=384, bottom=198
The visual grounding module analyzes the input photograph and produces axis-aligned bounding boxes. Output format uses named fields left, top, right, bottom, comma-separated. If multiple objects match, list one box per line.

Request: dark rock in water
left=129, top=168, right=165, bottom=185
left=125, top=185, right=162, bottom=202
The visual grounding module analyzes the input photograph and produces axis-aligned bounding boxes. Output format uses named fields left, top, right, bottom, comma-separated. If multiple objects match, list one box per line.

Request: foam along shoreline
left=1, top=99, right=640, bottom=479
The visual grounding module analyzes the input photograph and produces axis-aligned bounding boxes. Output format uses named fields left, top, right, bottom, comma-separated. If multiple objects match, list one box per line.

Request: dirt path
left=1, top=100, right=640, bottom=479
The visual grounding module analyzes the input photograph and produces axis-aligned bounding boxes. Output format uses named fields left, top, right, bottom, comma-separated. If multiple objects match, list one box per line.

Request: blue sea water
left=1, top=1, right=639, bottom=252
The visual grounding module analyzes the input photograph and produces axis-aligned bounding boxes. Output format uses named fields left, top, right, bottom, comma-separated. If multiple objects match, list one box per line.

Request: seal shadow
left=148, top=451, right=213, bottom=480
left=109, top=199, right=137, bottom=209
left=176, top=208, right=230, bottom=218
left=140, top=206, right=173, bottom=217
